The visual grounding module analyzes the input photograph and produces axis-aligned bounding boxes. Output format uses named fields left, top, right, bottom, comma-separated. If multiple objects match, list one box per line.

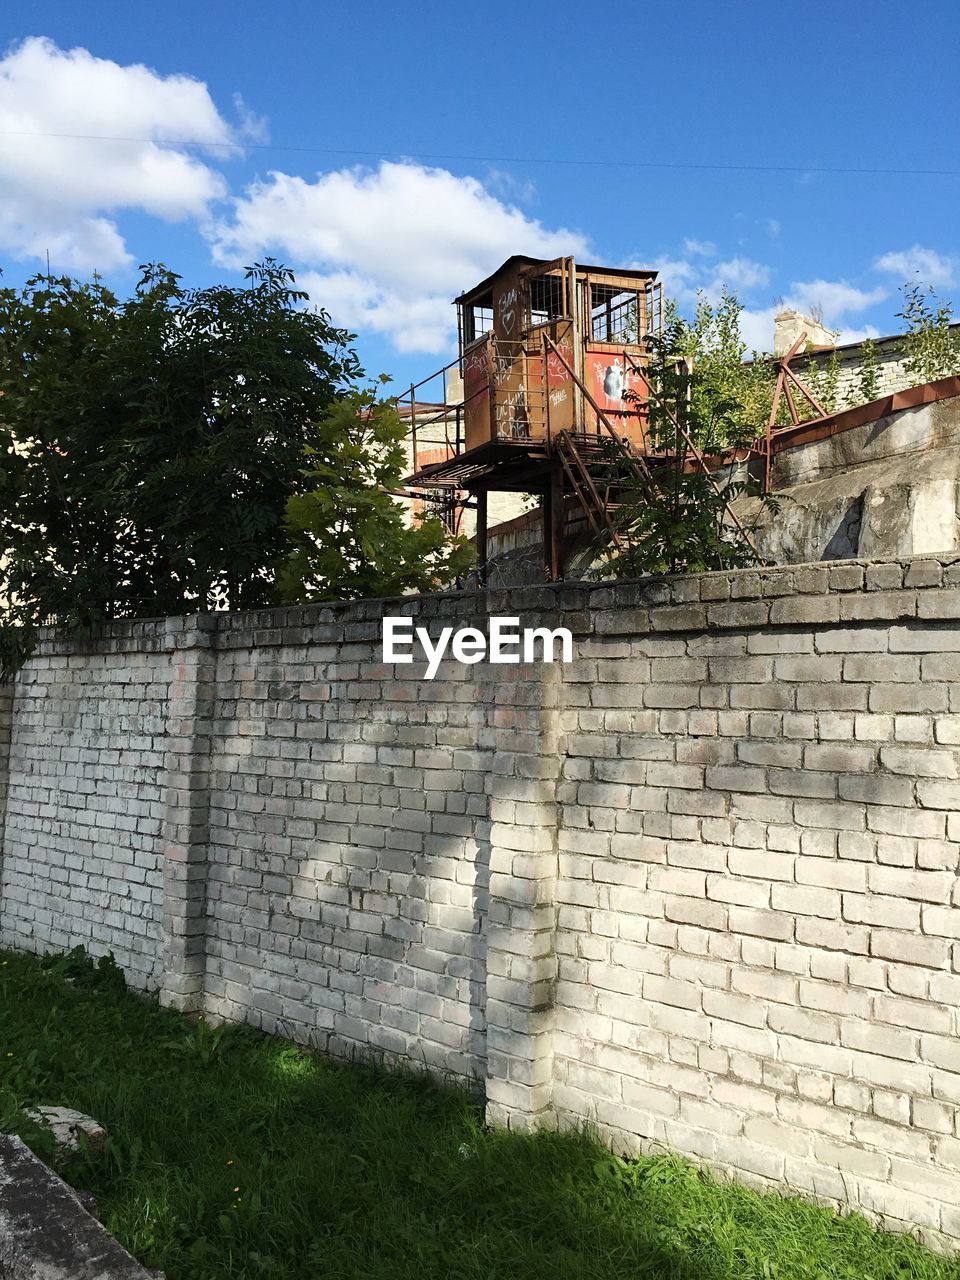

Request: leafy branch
left=597, top=320, right=780, bottom=578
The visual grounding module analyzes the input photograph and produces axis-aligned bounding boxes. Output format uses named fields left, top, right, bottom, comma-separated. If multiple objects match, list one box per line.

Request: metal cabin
left=402, top=255, right=663, bottom=581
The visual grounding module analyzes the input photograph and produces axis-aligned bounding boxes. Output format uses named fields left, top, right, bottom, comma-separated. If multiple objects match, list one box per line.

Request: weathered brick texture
left=202, top=595, right=489, bottom=1076
left=1, top=558, right=959, bottom=1248
left=0, top=625, right=171, bottom=986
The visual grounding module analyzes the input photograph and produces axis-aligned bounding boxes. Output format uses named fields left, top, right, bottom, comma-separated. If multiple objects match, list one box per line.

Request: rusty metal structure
left=400, top=259, right=881, bottom=583
left=757, top=333, right=828, bottom=490
left=401, top=254, right=664, bottom=580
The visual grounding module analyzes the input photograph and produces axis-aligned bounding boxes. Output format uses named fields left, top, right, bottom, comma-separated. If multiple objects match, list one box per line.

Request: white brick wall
left=0, top=626, right=172, bottom=986
left=201, top=599, right=491, bottom=1077
left=0, top=560, right=958, bottom=1247
left=803, top=336, right=935, bottom=411
left=553, top=575, right=960, bottom=1246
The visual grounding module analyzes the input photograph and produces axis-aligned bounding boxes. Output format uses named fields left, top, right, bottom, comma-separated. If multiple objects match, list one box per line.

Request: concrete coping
left=0, top=1133, right=160, bottom=1280
left=15, top=554, right=960, bottom=660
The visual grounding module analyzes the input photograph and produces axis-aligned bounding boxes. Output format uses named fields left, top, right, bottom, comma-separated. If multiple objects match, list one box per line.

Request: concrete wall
left=1, top=563, right=959, bottom=1247
left=738, top=392, right=960, bottom=565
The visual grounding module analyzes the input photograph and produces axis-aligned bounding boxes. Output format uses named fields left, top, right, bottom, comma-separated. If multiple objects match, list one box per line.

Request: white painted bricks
left=0, top=560, right=958, bottom=1248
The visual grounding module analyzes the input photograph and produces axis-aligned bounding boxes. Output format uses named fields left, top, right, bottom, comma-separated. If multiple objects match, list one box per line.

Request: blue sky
left=1, top=1, right=959, bottom=387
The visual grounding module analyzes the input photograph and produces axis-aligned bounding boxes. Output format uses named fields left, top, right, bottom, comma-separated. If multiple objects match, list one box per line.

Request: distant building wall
left=775, top=319, right=960, bottom=413
left=398, top=373, right=527, bottom=540
left=774, top=308, right=839, bottom=356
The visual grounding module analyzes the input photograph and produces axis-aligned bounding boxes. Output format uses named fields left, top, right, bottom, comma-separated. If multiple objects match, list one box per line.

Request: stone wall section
left=806, top=337, right=911, bottom=408
left=0, top=623, right=173, bottom=987
left=791, top=327, right=960, bottom=411
left=552, top=566, right=960, bottom=1244
left=0, top=684, right=12, bottom=915
left=201, top=595, right=492, bottom=1079
left=0, top=560, right=958, bottom=1246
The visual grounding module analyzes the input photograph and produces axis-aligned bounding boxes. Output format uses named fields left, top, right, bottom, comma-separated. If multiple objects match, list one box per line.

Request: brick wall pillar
left=159, top=616, right=218, bottom=1011
left=0, top=682, right=13, bottom=930
left=483, top=648, right=562, bottom=1131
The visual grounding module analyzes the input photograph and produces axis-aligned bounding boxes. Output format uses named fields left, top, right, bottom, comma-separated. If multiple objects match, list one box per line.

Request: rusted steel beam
left=768, top=333, right=807, bottom=424
left=770, top=372, right=960, bottom=454
left=551, top=463, right=565, bottom=579
left=784, top=363, right=828, bottom=419
left=476, top=489, right=488, bottom=587
left=541, top=462, right=566, bottom=581
left=563, top=431, right=616, bottom=529
left=388, top=487, right=477, bottom=509
left=487, top=339, right=498, bottom=443
left=766, top=367, right=786, bottom=432
left=557, top=446, right=615, bottom=543
left=555, top=441, right=604, bottom=537
left=782, top=374, right=801, bottom=426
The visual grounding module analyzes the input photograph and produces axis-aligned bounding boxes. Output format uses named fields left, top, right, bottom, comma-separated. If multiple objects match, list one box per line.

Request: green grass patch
left=0, top=946, right=956, bottom=1280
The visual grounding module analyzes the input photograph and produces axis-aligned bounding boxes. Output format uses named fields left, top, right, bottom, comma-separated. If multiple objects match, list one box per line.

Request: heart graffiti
left=498, top=287, right=518, bottom=336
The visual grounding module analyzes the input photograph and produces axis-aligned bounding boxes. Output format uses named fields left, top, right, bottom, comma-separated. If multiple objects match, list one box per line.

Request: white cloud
left=484, top=167, right=538, bottom=205
left=232, top=93, right=269, bottom=145
left=641, top=236, right=898, bottom=351
left=835, top=324, right=882, bottom=345
left=739, top=305, right=779, bottom=353
left=297, top=270, right=458, bottom=356
left=711, top=257, right=771, bottom=291
left=874, top=244, right=956, bottom=288
left=209, top=160, right=591, bottom=354
left=646, top=256, right=699, bottom=303
left=785, top=278, right=887, bottom=319
left=647, top=253, right=772, bottom=307
left=0, top=36, right=237, bottom=271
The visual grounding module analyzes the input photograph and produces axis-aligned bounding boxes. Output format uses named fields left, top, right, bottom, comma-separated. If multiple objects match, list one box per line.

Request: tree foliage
left=855, top=337, right=880, bottom=404
left=600, top=316, right=779, bottom=578
left=278, top=385, right=473, bottom=602
left=663, top=289, right=775, bottom=443
left=804, top=347, right=843, bottom=415
left=897, top=282, right=960, bottom=383
left=0, top=261, right=469, bottom=667
left=0, top=260, right=362, bottom=628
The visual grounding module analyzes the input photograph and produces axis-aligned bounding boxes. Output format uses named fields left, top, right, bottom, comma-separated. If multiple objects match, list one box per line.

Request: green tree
left=0, top=260, right=362, bottom=628
left=665, top=289, right=776, bottom=444
left=600, top=318, right=779, bottom=578
left=278, top=386, right=474, bottom=603
left=897, top=282, right=960, bottom=382
left=0, top=262, right=469, bottom=664
left=854, top=337, right=881, bottom=404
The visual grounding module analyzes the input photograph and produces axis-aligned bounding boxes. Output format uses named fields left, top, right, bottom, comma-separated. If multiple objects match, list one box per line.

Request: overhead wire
left=0, top=128, right=958, bottom=179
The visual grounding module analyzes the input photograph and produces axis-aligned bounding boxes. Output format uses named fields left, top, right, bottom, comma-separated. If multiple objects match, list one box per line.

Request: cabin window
left=463, top=292, right=494, bottom=344
left=528, top=273, right=566, bottom=328
left=590, top=283, right=640, bottom=343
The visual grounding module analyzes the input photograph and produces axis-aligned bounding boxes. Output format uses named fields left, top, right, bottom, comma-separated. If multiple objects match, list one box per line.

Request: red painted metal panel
left=585, top=346, right=648, bottom=446
left=463, top=343, right=491, bottom=450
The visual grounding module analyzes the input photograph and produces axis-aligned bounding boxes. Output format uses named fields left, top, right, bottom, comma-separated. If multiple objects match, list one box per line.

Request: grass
left=0, top=947, right=957, bottom=1280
